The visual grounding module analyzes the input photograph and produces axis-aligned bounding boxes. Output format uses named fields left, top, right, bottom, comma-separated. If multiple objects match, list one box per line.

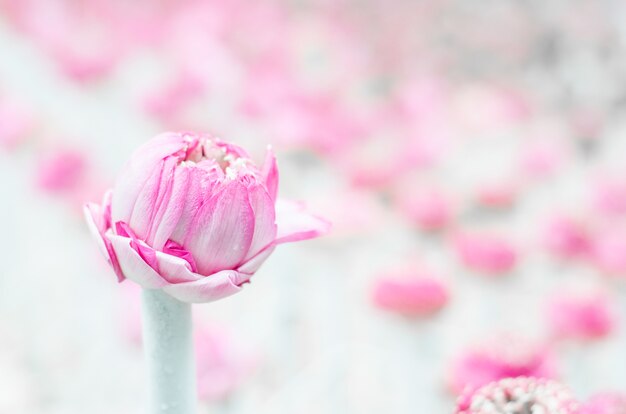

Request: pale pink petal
left=162, top=270, right=252, bottom=303
left=111, top=132, right=186, bottom=223
left=169, top=164, right=213, bottom=245
left=128, top=156, right=178, bottom=239
left=148, top=165, right=191, bottom=250
left=274, top=199, right=331, bottom=244
left=107, top=234, right=169, bottom=289
left=155, top=251, right=203, bottom=284
left=245, top=184, right=276, bottom=261
left=184, top=181, right=254, bottom=275
left=238, top=246, right=275, bottom=274
left=261, top=147, right=278, bottom=200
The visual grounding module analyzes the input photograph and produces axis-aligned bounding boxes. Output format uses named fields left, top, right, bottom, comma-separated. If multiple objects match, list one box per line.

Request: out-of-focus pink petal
left=274, top=199, right=331, bottom=244
left=245, top=185, right=276, bottom=260
left=261, top=147, right=278, bottom=201
left=163, top=270, right=251, bottom=303
left=185, top=181, right=254, bottom=275
left=107, top=234, right=168, bottom=289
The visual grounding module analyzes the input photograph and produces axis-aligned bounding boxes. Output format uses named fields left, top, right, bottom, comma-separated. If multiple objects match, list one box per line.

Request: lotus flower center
left=181, top=134, right=252, bottom=179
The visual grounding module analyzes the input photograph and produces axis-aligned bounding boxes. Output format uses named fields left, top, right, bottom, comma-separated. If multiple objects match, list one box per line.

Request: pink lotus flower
left=454, top=233, right=517, bottom=275
left=371, top=268, right=449, bottom=317
left=85, top=132, right=329, bottom=303
left=547, top=290, right=616, bottom=341
left=447, top=333, right=557, bottom=395
left=580, top=392, right=626, bottom=414
left=456, top=377, right=579, bottom=414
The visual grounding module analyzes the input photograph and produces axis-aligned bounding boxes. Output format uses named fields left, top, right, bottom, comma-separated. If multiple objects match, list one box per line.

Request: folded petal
left=111, top=132, right=186, bottom=224
left=162, top=270, right=252, bottom=303
left=84, top=194, right=124, bottom=282
left=274, top=199, right=331, bottom=244
left=238, top=245, right=275, bottom=274
left=184, top=181, right=255, bottom=275
left=245, top=184, right=277, bottom=261
left=148, top=164, right=191, bottom=250
left=107, top=234, right=169, bottom=288
left=155, top=250, right=203, bottom=284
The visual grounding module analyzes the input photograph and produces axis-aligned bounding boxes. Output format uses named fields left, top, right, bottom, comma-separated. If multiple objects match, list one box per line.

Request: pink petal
left=184, top=181, right=255, bottom=275
left=261, top=147, right=279, bottom=201
left=84, top=192, right=124, bottom=282
left=245, top=184, right=277, bottom=261
left=107, top=234, right=169, bottom=289
left=238, top=245, right=275, bottom=274
left=155, top=251, right=203, bottom=284
left=128, top=156, right=178, bottom=240
left=148, top=165, right=191, bottom=250
left=111, top=133, right=185, bottom=224
left=162, top=270, right=252, bottom=303
left=274, top=199, right=331, bottom=244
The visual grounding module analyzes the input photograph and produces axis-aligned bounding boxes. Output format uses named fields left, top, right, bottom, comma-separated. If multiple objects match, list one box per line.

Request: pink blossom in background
left=394, top=187, right=454, bottom=232
left=35, top=148, right=87, bottom=194
left=455, top=377, right=579, bottom=414
left=85, top=132, right=330, bottom=303
left=520, top=140, right=566, bottom=179
left=195, top=324, right=259, bottom=402
left=454, top=232, right=518, bottom=275
left=547, top=290, right=617, bottom=341
left=371, top=267, right=449, bottom=318
left=142, top=71, right=207, bottom=126
left=590, top=227, right=626, bottom=277
left=447, top=333, right=557, bottom=395
left=474, top=179, right=519, bottom=209
left=543, top=215, right=591, bottom=261
left=453, top=84, right=531, bottom=133
left=0, top=99, right=35, bottom=150
left=580, top=392, right=626, bottom=414
left=592, top=177, right=626, bottom=217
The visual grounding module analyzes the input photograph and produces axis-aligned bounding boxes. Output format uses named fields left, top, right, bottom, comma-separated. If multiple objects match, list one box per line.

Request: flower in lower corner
left=84, top=132, right=330, bottom=303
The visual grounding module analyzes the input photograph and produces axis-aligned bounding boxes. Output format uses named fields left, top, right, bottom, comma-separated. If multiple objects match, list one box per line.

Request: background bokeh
left=1, top=1, right=626, bottom=413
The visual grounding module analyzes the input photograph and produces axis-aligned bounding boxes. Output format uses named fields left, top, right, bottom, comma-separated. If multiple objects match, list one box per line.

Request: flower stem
left=142, top=289, right=197, bottom=414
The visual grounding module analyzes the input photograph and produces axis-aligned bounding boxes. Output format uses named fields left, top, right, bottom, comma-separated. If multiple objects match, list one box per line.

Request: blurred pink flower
left=447, top=333, right=557, bottom=395
left=520, top=141, right=566, bottom=179
left=142, top=71, right=207, bottom=126
left=456, top=377, right=578, bottom=414
left=543, top=215, right=591, bottom=261
left=35, top=148, right=87, bottom=194
left=591, top=228, right=626, bottom=276
left=195, top=324, right=259, bottom=402
left=580, top=392, right=626, bottom=414
left=0, top=100, right=35, bottom=150
left=371, top=268, right=449, bottom=317
left=474, top=180, right=519, bottom=209
left=85, top=132, right=329, bottom=303
left=547, top=291, right=616, bottom=341
left=592, top=177, right=626, bottom=217
left=454, top=233, right=517, bottom=275
left=395, top=187, right=454, bottom=232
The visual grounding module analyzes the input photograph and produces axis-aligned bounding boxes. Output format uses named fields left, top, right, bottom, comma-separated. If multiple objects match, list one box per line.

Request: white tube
left=141, top=289, right=197, bottom=414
